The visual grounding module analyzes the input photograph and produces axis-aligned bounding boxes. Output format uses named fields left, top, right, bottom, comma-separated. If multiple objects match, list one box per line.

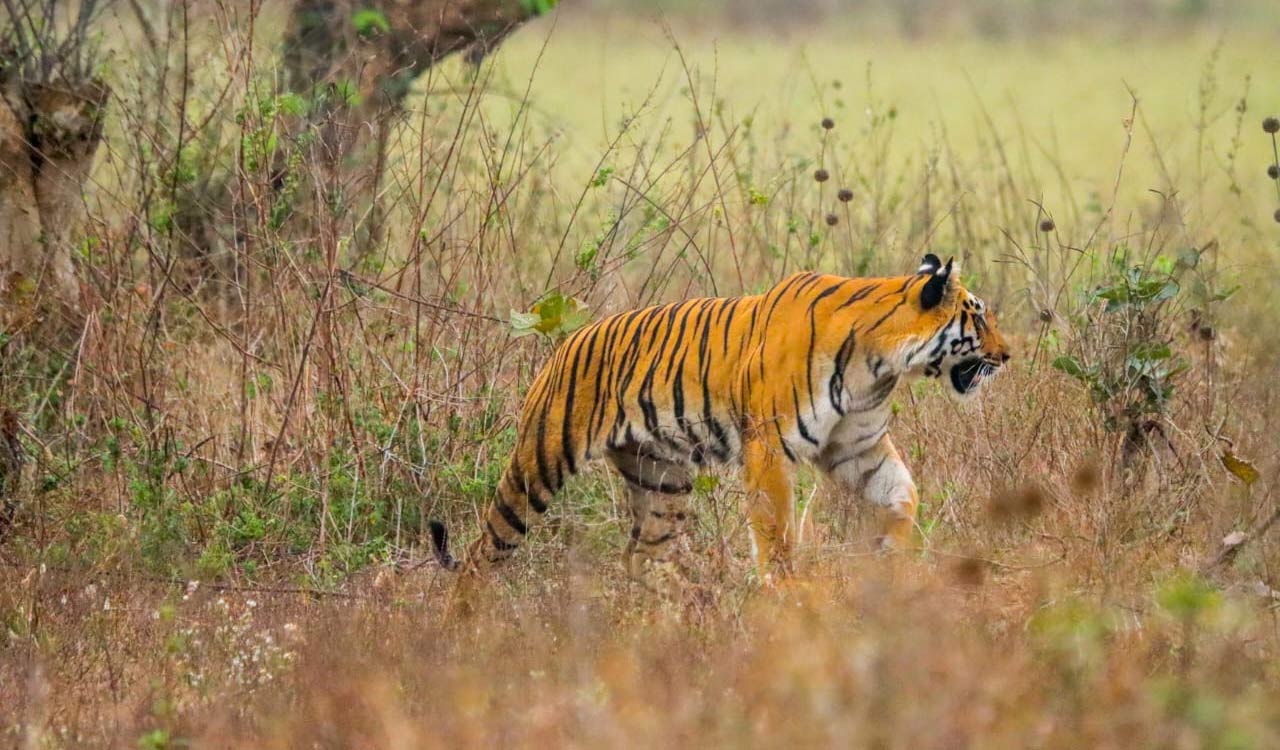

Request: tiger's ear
left=917, top=253, right=943, bottom=274
left=920, top=256, right=956, bottom=310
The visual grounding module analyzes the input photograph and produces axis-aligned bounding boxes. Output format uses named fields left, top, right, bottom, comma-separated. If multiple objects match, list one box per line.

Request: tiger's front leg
left=743, top=436, right=796, bottom=579
left=818, top=432, right=919, bottom=551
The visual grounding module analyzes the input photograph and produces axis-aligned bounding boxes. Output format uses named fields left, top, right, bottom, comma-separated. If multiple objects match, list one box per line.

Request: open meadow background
left=3, top=0, right=1280, bottom=746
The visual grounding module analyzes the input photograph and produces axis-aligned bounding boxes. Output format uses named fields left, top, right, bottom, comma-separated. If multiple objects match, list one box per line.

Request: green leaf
left=278, top=92, right=306, bottom=117
left=560, top=307, right=592, bottom=332
left=1156, top=573, right=1220, bottom=620
left=693, top=475, right=720, bottom=494
left=520, top=0, right=559, bottom=16
left=510, top=292, right=592, bottom=341
left=352, top=9, right=390, bottom=36
left=1213, top=284, right=1240, bottom=302
left=1150, top=280, right=1179, bottom=303
left=590, top=166, right=614, bottom=188
left=1052, top=355, right=1087, bottom=380
left=509, top=310, right=541, bottom=337
left=1129, top=342, right=1172, bottom=363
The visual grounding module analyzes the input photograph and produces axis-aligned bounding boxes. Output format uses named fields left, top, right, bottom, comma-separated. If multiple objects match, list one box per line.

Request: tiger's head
left=912, top=253, right=1011, bottom=399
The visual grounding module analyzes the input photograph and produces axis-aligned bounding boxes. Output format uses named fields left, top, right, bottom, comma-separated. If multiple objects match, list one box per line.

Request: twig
left=1204, top=486, right=1279, bottom=571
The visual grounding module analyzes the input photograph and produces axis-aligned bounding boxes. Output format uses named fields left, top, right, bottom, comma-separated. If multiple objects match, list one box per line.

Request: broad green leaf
left=1150, top=280, right=1179, bottom=303
left=509, top=310, right=541, bottom=337
left=1129, top=342, right=1172, bottom=363
left=352, top=9, right=390, bottom=36
left=511, top=292, right=592, bottom=341
left=1213, top=284, right=1240, bottom=302
left=1052, top=355, right=1087, bottom=380
left=520, top=0, right=559, bottom=16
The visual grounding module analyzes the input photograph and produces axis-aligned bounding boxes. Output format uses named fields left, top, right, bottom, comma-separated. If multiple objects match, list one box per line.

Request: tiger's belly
left=604, top=410, right=743, bottom=469
left=599, top=364, right=897, bottom=470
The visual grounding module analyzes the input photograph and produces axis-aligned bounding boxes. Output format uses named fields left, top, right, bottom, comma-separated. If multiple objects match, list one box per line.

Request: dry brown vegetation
left=3, top=1, right=1280, bottom=747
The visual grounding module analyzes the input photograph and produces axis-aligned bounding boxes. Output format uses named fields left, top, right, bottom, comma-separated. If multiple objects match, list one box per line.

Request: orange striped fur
left=430, top=254, right=1010, bottom=591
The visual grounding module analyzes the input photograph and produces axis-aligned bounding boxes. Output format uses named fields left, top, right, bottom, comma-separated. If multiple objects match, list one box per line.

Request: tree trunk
left=285, top=0, right=541, bottom=114
left=280, top=0, right=551, bottom=257
left=0, top=75, right=108, bottom=330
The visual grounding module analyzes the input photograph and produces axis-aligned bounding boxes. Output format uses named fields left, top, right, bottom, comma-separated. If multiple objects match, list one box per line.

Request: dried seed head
left=825, top=213, right=839, bottom=226
left=1264, top=116, right=1280, bottom=134
left=1268, top=164, right=1280, bottom=180
left=1039, top=218, right=1055, bottom=233
left=1069, top=461, right=1100, bottom=495
left=989, top=483, right=1046, bottom=522
left=814, top=168, right=830, bottom=183
left=837, top=188, right=854, bottom=202
left=821, top=117, right=835, bottom=130
left=1198, top=325, right=1217, bottom=341
left=950, top=556, right=986, bottom=587
left=1038, top=308, right=1053, bottom=323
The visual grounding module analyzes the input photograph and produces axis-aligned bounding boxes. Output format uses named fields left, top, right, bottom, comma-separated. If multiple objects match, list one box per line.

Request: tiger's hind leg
left=606, top=447, right=697, bottom=589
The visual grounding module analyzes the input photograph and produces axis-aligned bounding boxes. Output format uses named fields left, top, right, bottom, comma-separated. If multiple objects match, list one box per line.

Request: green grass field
left=488, top=19, right=1275, bottom=209
left=3, top=3, right=1280, bottom=747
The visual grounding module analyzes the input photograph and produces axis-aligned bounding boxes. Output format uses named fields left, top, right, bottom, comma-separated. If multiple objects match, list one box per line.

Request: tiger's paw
left=629, top=557, right=697, bottom=594
left=629, top=558, right=716, bottom=615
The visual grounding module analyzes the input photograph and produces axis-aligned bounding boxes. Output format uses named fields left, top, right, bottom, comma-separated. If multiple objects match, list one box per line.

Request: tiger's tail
left=427, top=520, right=460, bottom=571
left=427, top=460, right=559, bottom=575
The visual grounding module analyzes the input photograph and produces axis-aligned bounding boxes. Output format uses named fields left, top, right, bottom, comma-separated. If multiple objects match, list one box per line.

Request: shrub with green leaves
left=1051, top=244, right=1228, bottom=463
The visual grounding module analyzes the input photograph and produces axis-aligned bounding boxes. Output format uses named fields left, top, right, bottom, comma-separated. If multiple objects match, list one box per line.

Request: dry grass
left=2, top=3, right=1280, bottom=748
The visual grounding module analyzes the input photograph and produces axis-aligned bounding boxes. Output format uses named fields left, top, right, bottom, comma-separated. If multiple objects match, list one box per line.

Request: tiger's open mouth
left=949, top=357, right=999, bottom=395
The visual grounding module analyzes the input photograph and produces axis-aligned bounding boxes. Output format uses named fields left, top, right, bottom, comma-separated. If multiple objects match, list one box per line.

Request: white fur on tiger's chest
left=784, top=354, right=901, bottom=463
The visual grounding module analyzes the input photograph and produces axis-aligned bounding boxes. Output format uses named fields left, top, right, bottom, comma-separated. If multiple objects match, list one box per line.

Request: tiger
left=429, top=253, right=1010, bottom=593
